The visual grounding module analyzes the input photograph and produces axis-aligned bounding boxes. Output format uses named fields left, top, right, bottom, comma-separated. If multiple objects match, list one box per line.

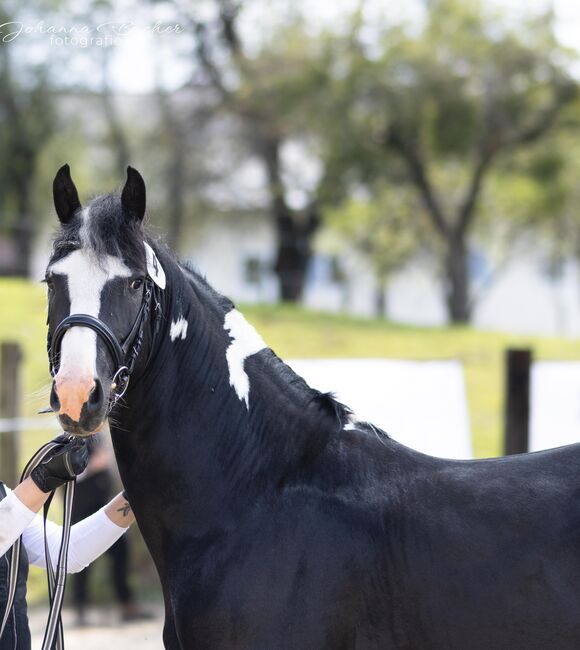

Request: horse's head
left=45, top=164, right=164, bottom=437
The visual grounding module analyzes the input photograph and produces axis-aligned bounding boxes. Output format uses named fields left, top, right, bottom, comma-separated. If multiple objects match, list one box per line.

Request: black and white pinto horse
left=45, top=165, right=580, bottom=649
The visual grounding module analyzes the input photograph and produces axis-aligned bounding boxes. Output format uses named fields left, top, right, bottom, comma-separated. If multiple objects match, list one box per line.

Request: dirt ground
left=29, top=603, right=165, bottom=649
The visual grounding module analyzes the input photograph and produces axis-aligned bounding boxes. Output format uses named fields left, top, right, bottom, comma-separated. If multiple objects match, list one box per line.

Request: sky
left=6, top=0, right=580, bottom=93
left=100, top=0, right=580, bottom=92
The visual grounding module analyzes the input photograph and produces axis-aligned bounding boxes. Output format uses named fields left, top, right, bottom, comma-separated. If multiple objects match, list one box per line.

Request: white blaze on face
left=49, top=248, right=132, bottom=419
left=224, top=309, right=267, bottom=409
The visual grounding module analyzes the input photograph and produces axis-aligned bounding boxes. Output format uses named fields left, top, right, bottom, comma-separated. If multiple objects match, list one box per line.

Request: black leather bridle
left=47, top=276, right=161, bottom=408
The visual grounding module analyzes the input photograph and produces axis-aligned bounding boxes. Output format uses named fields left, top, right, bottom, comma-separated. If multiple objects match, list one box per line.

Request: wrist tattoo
left=117, top=501, right=132, bottom=517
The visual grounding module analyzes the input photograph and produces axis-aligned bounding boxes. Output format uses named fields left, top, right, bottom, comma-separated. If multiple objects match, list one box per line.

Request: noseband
left=47, top=277, right=161, bottom=407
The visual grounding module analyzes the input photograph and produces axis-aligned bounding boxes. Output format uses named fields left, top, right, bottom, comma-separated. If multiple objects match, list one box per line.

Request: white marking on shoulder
left=170, top=316, right=188, bottom=342
left=49, top=249, right=132, bottom=379
left=224, top=309, right=266, bottom=408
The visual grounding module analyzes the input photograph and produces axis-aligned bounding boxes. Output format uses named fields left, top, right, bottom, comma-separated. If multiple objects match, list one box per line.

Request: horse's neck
left=111, top=272, right=340, bottom=535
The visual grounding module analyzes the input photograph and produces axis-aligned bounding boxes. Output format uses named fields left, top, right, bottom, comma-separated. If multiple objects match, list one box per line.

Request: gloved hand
left=30, top=438, right=89, bottom=493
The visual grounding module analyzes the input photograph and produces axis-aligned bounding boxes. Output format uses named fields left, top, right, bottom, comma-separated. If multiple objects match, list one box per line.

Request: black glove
left=31, top=438, right=89, bottom=493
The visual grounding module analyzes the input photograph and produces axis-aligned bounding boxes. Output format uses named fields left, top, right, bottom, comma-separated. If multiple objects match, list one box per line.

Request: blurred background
left=3, top=0, right=580, bottom=637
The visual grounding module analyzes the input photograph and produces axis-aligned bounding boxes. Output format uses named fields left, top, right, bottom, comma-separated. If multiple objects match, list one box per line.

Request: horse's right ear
left=53, top=164, right=81, bottom=224
left=121, top=166, right=146, bottom=223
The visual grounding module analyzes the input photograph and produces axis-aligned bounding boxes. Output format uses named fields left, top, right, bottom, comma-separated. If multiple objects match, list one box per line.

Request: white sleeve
left=0, top=487, right=37, bottom=559
left=22, top=507, right=128, bottom=573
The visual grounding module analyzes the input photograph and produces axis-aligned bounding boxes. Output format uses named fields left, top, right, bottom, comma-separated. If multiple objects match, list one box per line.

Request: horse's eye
left=130, top=278, right=144, bottom=290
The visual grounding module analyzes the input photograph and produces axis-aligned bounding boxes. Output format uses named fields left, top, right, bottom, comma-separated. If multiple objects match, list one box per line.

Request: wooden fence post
left=504, top=348, right=532, bottom=456
left=0, top=342, right=22, bottom=486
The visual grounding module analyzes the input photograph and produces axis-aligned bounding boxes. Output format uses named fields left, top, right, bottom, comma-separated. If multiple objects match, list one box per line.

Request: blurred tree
left=100, top=48, right=131, bottom=178
left=507, top=124, right=580, bottom=271
left=153, top=81, right=188, bottom=250
left=326, top=186, right=424, bottom=318
left=320, top=0, right=577, bottom=322
left=171, top=1, right=330, bottom=301
left=0, top=9, right=55, bottom=276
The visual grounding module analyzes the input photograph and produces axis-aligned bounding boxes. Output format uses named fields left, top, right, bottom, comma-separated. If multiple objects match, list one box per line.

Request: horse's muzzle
left=50, top=375, right=106, bottom=436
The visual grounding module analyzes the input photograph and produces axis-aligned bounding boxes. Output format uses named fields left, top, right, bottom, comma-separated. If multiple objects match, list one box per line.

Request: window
left=330, top=256, right=345, bottom=284
left=244, top=257, right=263, bottom=286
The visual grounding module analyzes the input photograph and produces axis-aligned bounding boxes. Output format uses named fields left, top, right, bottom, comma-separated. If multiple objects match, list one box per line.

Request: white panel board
left=530, top=362, right=580, bottom=452
left=288, top=359, right=472, bottom=459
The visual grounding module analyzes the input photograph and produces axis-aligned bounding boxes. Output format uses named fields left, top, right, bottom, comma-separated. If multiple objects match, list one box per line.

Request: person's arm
left=0, top=479, right=45, bottom=558
left=0, top=434, right=88, bottom=559
left=23, top=492, right=134, bottom=573
left=13, top=476, right=51, bottom=512
left=104, top=492, right=135, bottom=528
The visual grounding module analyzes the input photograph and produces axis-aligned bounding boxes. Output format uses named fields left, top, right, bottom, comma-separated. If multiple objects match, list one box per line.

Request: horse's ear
left=53, top=164, right=81, bottom=224
left=121, top=166, right=146, bottom=223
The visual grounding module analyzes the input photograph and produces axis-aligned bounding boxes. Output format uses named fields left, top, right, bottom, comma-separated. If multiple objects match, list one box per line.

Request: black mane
left=174, top=258, right=354, bottom=449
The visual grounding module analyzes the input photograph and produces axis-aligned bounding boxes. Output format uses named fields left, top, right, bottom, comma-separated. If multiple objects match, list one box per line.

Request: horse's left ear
left=121, top=166, right=146, bottom=222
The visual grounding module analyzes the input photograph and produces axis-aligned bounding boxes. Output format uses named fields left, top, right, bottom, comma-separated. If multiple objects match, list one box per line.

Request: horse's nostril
left=87, top=379, right=103, bottom=409
left=50, top=381, right=60, bottom=412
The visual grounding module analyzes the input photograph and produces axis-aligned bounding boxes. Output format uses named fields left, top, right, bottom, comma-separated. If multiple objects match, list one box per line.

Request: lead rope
left=0, top=440, right=76, bottom=650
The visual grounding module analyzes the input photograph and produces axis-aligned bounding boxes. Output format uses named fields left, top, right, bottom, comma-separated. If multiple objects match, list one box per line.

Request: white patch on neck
left=170, top=316, right=188, bottom=342
left=49, top=249, right=132, bottom=379
left=224, top=309, right=266, bottom=408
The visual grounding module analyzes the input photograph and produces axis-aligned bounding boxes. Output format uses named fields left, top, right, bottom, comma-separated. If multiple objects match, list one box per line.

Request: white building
left=185, top=212, right=580, bottom=337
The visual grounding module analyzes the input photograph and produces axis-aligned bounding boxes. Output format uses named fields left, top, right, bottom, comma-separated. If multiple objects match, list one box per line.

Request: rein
left=47, top=277, right=161, bottom=407
left=0, top=440, right=76, bottom=650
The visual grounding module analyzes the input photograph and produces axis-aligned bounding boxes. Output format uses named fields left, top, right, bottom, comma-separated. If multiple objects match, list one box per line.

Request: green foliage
left=324, top=185, right=423, bottom=280
left=320, top=0, right=574, bottom=185
left=305, top=0, right=577, bottom=320
left=0, top=52, right=55, bottom=233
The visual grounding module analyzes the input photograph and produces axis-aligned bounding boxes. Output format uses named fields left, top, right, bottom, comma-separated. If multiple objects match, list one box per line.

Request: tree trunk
left=11, top=172, right=33, bottom=277
left=166, top=152, right=186, bottom=251
left=260, top=135, right=318, bottom=302
left=274, top=204, right=315, bottom=302
left=12, top=214, right=32, bottom=276
left=101, top=52, right=130, bottom=177
left=156, top=87, right=186, bottom=250
left=375, top=276, right=388, bottom=319
left=445, top=236, right=471, bottom=323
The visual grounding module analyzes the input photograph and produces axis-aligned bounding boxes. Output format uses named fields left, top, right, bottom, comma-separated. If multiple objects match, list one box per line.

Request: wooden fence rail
left=0, top=342, right=22, bottom=486
left=504, top=348, right=532, bottom=456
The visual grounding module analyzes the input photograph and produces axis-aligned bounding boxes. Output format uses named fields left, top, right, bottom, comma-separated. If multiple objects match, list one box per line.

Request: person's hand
left=49, top=433, right=74, bottom=447
left=30, top=438, right=89, bottom=493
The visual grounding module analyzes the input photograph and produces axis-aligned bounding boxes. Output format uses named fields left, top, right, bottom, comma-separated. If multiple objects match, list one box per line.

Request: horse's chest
left=167, top=532, right=390, bottom=650
left=171, top=592, right=385, bottom=650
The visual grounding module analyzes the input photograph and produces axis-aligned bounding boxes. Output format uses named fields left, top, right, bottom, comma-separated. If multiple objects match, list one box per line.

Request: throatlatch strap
left=0, top=440, right=75, bottom=650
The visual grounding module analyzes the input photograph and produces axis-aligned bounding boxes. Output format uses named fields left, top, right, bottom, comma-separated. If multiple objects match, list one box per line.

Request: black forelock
left=50, top=193, right=147, bottom=270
